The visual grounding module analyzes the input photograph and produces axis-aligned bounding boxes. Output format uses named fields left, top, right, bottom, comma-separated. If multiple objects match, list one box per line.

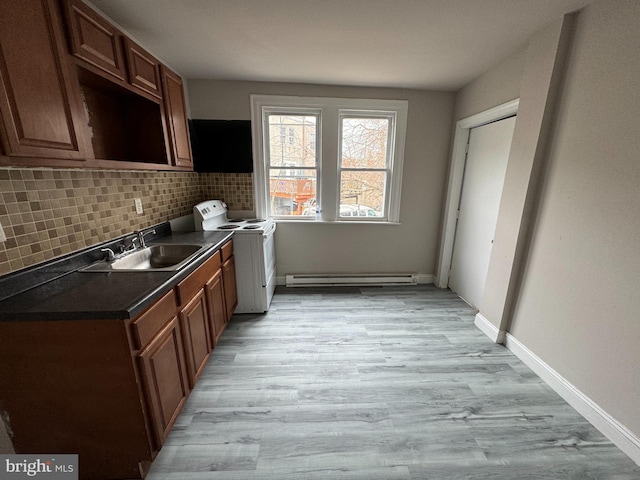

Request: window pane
left=268, top=115, right=317, bottom=167
left=341, top=117, right=389, bottom=169
left=269, top=168, right=316, bottom=216
left=340, top=171, right=385, bottom=217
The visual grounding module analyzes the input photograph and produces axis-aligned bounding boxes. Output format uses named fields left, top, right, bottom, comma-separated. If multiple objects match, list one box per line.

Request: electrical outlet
left=0, top=220, right=6, bottom=242
left=134, top=198, right=143, bottom=214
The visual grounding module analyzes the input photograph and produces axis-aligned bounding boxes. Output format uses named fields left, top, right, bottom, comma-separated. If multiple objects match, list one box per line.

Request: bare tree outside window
left=252, top=95, right=407, bottom=222
left=339, top=117, right=391, bottom=217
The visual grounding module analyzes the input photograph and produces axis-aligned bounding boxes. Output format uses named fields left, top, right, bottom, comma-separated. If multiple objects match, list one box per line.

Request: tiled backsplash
left=200, top=172, right=254, bottom=211
left=0, top=169, right=253, bottom=276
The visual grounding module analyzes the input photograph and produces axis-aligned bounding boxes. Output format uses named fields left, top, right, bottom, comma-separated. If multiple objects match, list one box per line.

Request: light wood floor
left=147, top=285, right=640, bottom=479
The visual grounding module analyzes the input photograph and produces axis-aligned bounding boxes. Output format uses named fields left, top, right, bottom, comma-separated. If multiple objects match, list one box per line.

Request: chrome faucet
left=133, top=229, right=156, bottom=249
left=133, top=231, right=144, bottom=249
left=100, top=229, right=156, bottom=262
left=100, top=248, right=117, bottom=262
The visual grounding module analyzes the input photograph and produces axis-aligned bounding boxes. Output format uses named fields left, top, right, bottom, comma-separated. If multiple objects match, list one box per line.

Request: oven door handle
left=260, top=223, right=276, bottom=287
left=262, top=222, right=276, bottom=239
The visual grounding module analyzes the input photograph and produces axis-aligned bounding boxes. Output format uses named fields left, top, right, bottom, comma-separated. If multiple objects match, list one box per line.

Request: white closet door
left=449, top=116, right=516, bottom=308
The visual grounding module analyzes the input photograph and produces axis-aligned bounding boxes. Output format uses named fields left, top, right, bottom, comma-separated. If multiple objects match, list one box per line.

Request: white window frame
left=251, top=95, right=408, bottom=223
left=338, top=111, right=396, bottom=221
left=262, top=107, right=322, bottom=218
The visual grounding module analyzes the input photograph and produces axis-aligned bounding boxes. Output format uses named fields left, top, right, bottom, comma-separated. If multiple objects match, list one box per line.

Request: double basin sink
left=81, top=244, right=207, bottom=272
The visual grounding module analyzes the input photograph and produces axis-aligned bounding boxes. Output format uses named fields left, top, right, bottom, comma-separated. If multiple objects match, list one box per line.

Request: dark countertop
left=0, top=228, right=233, bottom=321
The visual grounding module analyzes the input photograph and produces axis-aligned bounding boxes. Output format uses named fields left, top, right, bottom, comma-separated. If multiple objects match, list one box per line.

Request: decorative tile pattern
left=200, top=173, right=254, bottom=211
left=0, top=168, right=254, bottom=276
left=146, top=286, right=640, bottom=479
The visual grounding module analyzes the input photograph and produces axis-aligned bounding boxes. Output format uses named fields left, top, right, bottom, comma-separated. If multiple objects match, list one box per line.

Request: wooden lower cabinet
left=221, top=241, right=238, bottom=321
left=132, top=289, right=190, bottom=453
left=137, top=316, right=190, bottom=449
left=0, top=318, right=159, bottom=479
left=177, top=244, right=236, bottom=347
left=222, top=255, right=238, bottom=321
left=206, top=268, right=228, bottom=346
left=178, top=289, right=212, bottom=388
left=0, top=245, right=239, bottom=479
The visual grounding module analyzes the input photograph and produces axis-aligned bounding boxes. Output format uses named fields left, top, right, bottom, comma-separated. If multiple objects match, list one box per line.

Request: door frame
left=435, top=99, right=519, bottom=289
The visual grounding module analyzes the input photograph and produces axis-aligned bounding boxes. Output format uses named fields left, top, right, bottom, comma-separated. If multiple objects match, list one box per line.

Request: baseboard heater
left=285, top=273, right=418, bottom=287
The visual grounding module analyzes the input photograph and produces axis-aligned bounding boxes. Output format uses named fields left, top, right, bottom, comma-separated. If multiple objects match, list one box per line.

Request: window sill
left=274, top=219, right=402, bottom=226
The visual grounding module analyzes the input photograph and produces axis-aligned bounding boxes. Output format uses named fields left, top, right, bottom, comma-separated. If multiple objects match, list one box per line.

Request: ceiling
left=89, top=0, right=595, bottom=91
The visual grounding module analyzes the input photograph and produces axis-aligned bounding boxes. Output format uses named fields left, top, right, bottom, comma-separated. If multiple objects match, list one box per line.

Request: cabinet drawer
left=175, top=251, right=221, bottom=305
left=221, top=240, right=233, bottom=262
left=132, top=289, right=177, bottom=349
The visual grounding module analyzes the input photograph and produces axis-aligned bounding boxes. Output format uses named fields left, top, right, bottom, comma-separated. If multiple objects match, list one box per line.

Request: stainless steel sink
left=81, top=244, right=206, bottom=272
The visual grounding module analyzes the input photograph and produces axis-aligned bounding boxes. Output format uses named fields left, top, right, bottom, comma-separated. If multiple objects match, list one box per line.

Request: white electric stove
left=194, top=200, right=276, bottom=313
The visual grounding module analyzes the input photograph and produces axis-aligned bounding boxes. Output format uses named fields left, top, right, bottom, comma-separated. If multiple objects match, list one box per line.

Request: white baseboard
left=277, top=274, right=434, bottom=286
left=504, top=333, right=640, bottom=466
left=416, top=274, right=434, bottom=285
left=473, top=313, right=506, bottom=344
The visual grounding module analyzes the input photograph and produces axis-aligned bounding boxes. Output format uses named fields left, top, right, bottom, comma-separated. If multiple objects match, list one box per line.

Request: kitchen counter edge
left=0, top=227, right=233, bottom=322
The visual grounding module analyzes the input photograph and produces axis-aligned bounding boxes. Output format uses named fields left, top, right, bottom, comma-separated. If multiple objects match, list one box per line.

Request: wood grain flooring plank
left=145, top=286, right=640, bottom=480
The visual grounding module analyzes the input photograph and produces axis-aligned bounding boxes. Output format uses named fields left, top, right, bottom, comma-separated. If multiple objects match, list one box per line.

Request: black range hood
left=189, top=119, right=253, bottom=173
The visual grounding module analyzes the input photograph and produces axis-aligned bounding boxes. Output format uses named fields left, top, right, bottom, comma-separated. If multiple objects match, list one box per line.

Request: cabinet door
left=123, top=37, right=162, bottom=99
left=63, top=0, right=127, bottom=81
left=206, top=268, right=227, bottom=346
left=0, top=0, right=92, bottom=162
left=138, top=316, right=189, bottom=448
left=161, top=66, right=193, bottom=168
left=178, top=289, right=212, bottom=388
left=222, top=256, right=238, bottom=322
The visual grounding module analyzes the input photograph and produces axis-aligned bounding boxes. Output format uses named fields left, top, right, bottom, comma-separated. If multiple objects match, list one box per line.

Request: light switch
left=134, top=198, right=143, bottom=214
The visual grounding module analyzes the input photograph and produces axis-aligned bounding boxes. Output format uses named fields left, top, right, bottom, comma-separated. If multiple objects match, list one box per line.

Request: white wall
left=189, top=80, right=455, bottom=280
left=454, top=45, right=527, bottom=121
left=483, top=16, right=575, bottom=332
left=453, top=0, right=640, bottom=454
left=509, top=0, right=640, bottom=437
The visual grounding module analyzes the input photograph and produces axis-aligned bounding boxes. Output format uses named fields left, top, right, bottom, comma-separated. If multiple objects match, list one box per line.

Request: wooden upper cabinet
left=161, top=66, right=193, bottom=168
left=0, top=0, right=193, bottom=171
left=63, top=0, right=127, bottom=81
left=64, top=1, right=161, bottom=99
left=0, top=0, right=92, bottom=162
left=123, top=37, right=162, bottom=99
